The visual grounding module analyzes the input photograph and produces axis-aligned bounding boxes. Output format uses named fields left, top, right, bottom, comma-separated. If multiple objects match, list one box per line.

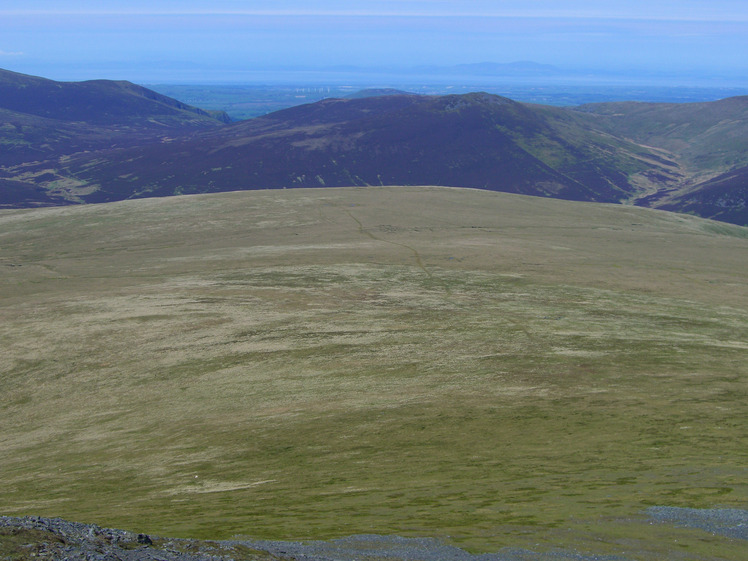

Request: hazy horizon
left=2, top=1, right=748, bottom=87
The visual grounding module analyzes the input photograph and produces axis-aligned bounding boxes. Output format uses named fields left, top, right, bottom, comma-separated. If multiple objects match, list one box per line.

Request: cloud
left=0, top=50, right=24, bottom=56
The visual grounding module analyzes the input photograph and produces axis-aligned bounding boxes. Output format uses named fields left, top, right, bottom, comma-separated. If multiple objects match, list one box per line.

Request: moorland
left=1, top=186, right=747, bottom=560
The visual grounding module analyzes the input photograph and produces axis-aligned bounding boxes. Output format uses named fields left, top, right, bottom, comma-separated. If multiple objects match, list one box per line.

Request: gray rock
left=647, top=506, right=748, bottom=540
left=0, top=515, right=243, bottom=560
left=233, top=534, right=628, bottom=561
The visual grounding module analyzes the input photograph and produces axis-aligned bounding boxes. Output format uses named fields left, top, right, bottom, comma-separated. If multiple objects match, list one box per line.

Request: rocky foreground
left=0, top=516, right=277, bottom=561
left=2, top=509, right=747, bottom=561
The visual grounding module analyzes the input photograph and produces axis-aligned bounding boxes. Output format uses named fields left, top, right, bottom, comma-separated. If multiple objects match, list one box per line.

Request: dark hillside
left=0, top=107, right=147, bottom=166
left=653, top=165, right=748, bottom=225
left=47, top=93, right=664, bottom=204
left=0, top=68, right=227, bottom=205
left=0, top=68, right=224, bottom=126
left=2, top=68, right=747, bottom=224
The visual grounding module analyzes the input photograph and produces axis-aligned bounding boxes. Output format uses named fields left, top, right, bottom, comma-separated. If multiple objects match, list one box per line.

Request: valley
left=1, top=68, right=747, bottom=225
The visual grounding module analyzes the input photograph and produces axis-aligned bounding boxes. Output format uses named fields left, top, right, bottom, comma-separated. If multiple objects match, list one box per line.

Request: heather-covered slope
left=0, top=68, right=226, bottom=126
left=653, top=164, right=748, bottom=223
left=0, top=69, right=227, bottom=206
left=24, top=92, right=668, bottom=205
left=1, top=68, right=747, bottom=224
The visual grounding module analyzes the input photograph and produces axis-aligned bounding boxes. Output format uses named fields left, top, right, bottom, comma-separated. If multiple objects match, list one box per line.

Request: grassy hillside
left=1, top=187, right=747, bottom=560
left=576, top=96, right=748, bottom=172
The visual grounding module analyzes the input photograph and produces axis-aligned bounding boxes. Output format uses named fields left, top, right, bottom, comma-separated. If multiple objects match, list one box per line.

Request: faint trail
left=345, top=209, right=432, bottom=278
left=345, top=208, right=536, bottom=342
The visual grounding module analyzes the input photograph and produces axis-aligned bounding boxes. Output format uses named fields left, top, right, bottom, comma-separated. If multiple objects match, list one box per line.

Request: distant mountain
left=0, top=68, right=227, bottom=172
left=0, top=68, right=226, bottom=125
left=22, top=92, right=667, bottom=206
left=1, top=69, right=747, bottom=225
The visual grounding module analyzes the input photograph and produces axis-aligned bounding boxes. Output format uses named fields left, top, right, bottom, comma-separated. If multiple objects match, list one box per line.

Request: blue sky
left=2, top=1, right=748, bottom=84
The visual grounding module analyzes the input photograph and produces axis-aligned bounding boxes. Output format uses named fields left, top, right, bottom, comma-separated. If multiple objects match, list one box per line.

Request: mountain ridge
left=0, top=68, right=228, bottom=173
left=42, top=91, right=680, bottom=207
left=0, top=67, right=229, bottom=125
left=0, top=68, right=746, bottom=224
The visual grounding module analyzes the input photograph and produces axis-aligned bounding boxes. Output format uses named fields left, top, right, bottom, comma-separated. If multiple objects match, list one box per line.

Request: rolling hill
left=1, top=186, right=747, bottom=560
left=0, top=68, right=228, bottom=204
left=0, top=67, right=228, bottom=126
left=0, top=68, right=747, bottom=224
left=48, top=92, right=664, bottom=205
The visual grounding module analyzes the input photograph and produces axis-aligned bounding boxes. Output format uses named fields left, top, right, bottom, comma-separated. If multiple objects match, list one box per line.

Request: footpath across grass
left=1, top=187, right=746, bottom=560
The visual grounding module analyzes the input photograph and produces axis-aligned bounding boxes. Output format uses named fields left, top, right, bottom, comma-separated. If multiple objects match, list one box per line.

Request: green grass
left=1, top=187, right=747, bottom=559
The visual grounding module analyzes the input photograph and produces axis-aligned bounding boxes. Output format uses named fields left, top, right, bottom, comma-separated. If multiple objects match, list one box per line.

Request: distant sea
left=144, top=75, right=748, bottom=121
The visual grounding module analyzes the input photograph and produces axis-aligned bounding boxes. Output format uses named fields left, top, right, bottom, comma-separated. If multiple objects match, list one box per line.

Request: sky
left=2, top=0, right=748, bottom=85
